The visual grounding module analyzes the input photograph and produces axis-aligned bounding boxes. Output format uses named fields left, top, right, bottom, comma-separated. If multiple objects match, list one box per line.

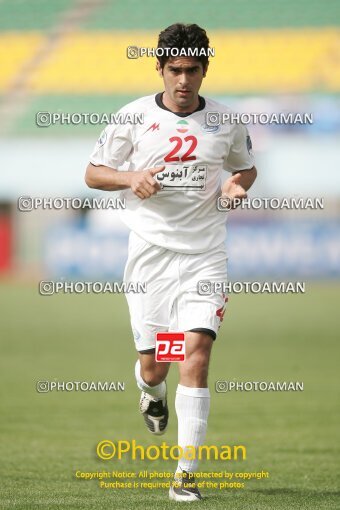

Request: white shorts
left=123, top=231, right=228, bottom=352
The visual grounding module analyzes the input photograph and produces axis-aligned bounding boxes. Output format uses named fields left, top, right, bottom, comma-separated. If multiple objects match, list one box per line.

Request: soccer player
left=85, top=23, right=257, bottom=502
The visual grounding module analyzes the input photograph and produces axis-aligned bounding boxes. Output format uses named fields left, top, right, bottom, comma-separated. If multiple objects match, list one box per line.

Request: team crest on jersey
left=201, top=122, right=220, bottom=133
left=176, top=119, right=189, bottom=133
left=97, top=129, right=107, bottom=147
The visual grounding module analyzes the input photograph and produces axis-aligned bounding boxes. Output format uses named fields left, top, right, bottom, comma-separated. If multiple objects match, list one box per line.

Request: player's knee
left=187, top=350, right=210, bottom=371
left=181, top=351, right=210, bottom=382
left=141, top=369, right=165, bottom=387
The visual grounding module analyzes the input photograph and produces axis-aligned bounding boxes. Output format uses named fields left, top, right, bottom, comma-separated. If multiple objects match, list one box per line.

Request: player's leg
left=135, top=351, right=171, bottom=434
left=178, top=330, right=213, bottom=387
left=123, top=231, right=177, bottom=435
left=169, top=331, right=213, bottom=502
left=138, top=350, right=170, bottom=389
left=169, top=242, right=228, bottom=501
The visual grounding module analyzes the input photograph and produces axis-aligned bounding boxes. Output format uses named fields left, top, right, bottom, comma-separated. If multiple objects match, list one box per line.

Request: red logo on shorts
left=156, top=332, right=185, bottom=362
left=216, top=294, right=229, bottom=322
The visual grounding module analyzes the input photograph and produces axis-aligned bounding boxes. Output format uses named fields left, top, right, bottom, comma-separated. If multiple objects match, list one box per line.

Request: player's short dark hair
left=157, top=23, right=210, bottom=69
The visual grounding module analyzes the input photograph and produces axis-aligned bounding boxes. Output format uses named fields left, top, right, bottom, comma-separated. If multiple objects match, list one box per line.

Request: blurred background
left=1, top=4, right=340, bottom=509
left=0, top=0, right=339, bottom=281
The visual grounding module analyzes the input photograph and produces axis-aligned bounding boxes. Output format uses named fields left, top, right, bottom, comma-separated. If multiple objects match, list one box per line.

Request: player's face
left=157, top=57, right=208, bottom=112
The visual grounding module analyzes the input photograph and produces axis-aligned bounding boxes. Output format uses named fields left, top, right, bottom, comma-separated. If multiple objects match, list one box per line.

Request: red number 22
left=164, top=136, right=197, bottom=162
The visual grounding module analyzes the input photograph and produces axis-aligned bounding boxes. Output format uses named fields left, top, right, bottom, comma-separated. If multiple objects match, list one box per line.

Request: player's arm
left=222, top=118, right=257, bottom=207
left=221, top=166, right=257, bottom=206
left=85, top=162, right=165, bottom=199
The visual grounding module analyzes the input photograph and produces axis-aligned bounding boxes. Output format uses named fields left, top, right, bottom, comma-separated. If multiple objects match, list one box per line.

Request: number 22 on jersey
left=164, top=136, right=197, bottom=163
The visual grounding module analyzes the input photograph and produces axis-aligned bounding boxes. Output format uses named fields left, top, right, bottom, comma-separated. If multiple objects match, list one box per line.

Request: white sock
left=175, top=384, right=210, bottom=473
left=134, top=359, right=166, bottom=399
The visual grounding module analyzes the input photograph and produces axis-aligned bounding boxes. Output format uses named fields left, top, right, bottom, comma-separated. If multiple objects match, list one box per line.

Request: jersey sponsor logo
left=144, top=122, right=160, bottom=134
left=156, top=332, right=185, bottom=362
left=176, top=119, right=189, bottom=133
left=156, top=164, right=207, bottom=190
left=201, top=122, right=220, bottom=133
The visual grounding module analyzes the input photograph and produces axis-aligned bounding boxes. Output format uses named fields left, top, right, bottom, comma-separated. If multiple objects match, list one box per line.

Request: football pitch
left=1, top=282, right=339, bottom=510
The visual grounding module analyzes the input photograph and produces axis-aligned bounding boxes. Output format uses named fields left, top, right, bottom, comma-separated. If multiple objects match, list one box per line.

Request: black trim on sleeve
left=155, top=92, right=205, bottom=117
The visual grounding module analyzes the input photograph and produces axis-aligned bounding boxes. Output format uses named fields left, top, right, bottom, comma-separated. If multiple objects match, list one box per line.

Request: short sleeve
left=223, top=123, right=255, bottom=173
left=89, top=121, right=133, bottom=169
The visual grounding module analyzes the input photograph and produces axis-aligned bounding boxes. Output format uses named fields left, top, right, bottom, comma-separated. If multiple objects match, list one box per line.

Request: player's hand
left=221, top=172, right=247, bottom=209
left=129, top=166, right=165, bottom=199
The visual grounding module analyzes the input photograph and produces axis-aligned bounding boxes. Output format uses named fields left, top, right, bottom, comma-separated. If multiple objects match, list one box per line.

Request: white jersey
left=90, top=93, right=255, bottom=254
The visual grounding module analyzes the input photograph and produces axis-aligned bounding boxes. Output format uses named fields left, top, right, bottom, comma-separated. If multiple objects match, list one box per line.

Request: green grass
left=0, top=282, right=339, bottom=509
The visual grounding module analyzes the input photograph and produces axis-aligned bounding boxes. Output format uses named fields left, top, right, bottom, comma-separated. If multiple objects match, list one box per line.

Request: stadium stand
left=0, top=0, right=339, bottom=135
